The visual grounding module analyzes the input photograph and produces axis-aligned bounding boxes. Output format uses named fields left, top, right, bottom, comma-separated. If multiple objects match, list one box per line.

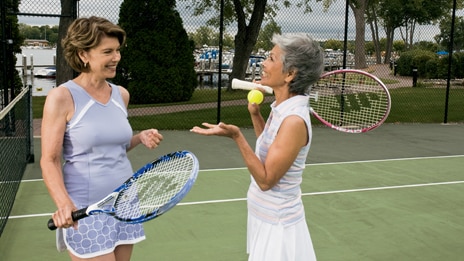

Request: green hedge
left=396, top=50, right=464, bottom=79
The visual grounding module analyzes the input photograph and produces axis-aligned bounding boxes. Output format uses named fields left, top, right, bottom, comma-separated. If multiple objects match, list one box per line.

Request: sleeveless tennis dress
left=55, top=80, right=145, bottom=258
left=247, top=95, right=317, bottom=261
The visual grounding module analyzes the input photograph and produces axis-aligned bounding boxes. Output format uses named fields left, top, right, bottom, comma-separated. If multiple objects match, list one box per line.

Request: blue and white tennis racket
left=47, top=150, right=199, bottom=230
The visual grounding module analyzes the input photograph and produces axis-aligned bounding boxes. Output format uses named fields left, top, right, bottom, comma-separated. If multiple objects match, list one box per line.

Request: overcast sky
left=17, top=0, right=461, bottom=42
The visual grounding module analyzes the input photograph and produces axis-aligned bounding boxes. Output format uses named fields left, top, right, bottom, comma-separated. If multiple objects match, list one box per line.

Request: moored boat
left=35, top=66, right=56, bottom=78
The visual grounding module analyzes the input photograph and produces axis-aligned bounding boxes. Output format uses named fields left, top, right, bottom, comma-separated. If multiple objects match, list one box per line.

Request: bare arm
left=40, top=86, right=77, bottom=228
left=118, top=86, right=163, bottom=151
left=248, top=102, right=266, bottom=137
left=190, top=116, right=307, bottom=191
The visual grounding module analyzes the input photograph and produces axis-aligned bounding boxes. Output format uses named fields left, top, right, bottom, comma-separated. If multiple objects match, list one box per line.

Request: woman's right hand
left=190, top=122, right=241, bottom=139
left=52, top=203, right=78, bottom=229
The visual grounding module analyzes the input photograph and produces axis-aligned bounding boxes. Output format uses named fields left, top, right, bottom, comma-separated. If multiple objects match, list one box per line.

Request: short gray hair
left=271, top=33, right=324, bottom=95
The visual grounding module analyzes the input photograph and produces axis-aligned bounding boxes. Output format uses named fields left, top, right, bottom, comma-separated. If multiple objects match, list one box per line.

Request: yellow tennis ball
left=247, top=90, right=264, bottom=104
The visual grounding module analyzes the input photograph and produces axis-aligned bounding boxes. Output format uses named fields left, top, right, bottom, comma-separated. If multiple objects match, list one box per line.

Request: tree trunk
left=384, top=27, right=394, bottom=64
left=369, top=20, right=382, bottom=64
left=350, top=1, right=367, bottom=69
left=56, top=0, right=76, bottom=86
left=367, top=4, right=382, bottom=64
left=228, top=0, right=267, bottom=89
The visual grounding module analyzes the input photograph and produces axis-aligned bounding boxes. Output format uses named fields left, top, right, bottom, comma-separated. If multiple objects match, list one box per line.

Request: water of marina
left=15, top=47, right=246, bottom=96
left=16, top=47, right=57, bottom=96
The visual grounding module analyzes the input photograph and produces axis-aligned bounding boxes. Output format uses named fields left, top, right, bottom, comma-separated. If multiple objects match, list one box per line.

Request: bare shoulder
left=279, top=115, right=308, bottom=145
left=42, top=85, right=74, bottom=122
left=282, top=115, right=306, bottom=129
left=117, top=85, right=130, bottom=106
left=117, top=85, right=129, bottom=96
left=45, top=85, right=72, bottom=105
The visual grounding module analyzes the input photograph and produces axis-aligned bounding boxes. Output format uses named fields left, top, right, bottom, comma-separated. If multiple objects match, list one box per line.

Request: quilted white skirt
left=56, top=214, right=145, bottom=259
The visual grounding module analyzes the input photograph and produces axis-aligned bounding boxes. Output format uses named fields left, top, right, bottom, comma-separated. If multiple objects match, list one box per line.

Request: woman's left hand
left=140, top=129, right=163, bottom=149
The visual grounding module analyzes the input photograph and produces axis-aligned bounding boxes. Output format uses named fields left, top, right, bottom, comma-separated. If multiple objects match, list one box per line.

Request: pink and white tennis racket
left=232, top=69, right=391, bottom=133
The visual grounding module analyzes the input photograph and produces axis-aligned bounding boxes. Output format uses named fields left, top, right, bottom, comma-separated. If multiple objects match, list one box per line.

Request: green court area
left=1, top=124, right=464, bottom=260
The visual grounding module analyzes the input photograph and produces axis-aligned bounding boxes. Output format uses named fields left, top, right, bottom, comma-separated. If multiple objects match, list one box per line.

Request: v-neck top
left=61, top=80, right=133, bottom=205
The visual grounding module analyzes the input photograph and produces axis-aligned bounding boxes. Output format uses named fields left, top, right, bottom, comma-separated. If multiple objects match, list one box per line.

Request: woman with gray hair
left=191, top=33, right=324, bottom=260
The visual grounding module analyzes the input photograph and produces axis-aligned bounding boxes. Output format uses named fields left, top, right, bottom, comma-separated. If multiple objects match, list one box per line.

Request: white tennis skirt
left=247, top=215, right=317, bottom=261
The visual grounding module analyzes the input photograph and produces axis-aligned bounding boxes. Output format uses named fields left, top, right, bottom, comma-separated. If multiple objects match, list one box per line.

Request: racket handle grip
left=231, top=78, right=273, bottom=94
left=47, top=207, right=89, bottom=230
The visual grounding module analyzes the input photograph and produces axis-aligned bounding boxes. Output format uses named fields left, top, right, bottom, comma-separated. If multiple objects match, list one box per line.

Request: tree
left=188, top=27, right=234, bottom=50
left=413, top=40, right=439, bottom=52
left=377, top=0, right=458, bottom=55
left=255, top=20, right=281, bottom=52
left=117, top=0, right=197, bottom=104
left=374, top=0, right=405, bottom=64
left=322, top=0, right=368, bottom=69
left=366, top=0, right=382, bottom=64
left=222, top=34, right=235, bottom=50
left=228, top=0, right=267, bottom=84
left=400, top=0, right=452, bottom=48
left=56, top=0, right=75, bottom=86
left=349, top=0, right=368, bottom=68
left=1, top=0, right=23, bottom=99
left=323, top=39, right=344, bottom=51
left=180, top=0, right=315, bottom=87
left=435, top=15, right=464, bottom=52
left=189, top=26, right=216, bottom=48
left=392, top=40, right=406, bottom=54
left=18, top=24, right=59, bottom=46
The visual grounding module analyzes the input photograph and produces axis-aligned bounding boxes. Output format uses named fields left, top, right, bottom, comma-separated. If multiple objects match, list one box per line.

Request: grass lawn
left=32, top=85, right=464, bottom=130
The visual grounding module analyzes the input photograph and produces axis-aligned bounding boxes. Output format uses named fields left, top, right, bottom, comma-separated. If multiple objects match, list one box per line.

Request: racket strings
left=114, top=155, right=195, bottom=219
left=310, top=73, right=389, bottom=129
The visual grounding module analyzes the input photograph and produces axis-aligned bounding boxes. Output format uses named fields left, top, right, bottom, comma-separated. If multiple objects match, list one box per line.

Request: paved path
left=32, top=96, right=273, bottom=137
left=367, top=64, right=413, bottom=88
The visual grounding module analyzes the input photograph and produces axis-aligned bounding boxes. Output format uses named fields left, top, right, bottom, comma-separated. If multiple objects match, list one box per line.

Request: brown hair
left=61, top=16, right=126, bottom=72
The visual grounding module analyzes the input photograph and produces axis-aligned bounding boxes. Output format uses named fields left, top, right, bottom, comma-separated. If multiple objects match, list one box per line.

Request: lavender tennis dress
left=56, top=80, right=145, bottom=258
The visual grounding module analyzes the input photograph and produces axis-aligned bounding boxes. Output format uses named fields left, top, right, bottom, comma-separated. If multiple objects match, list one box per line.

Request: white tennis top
left=248, top=95, right=312, bottom=226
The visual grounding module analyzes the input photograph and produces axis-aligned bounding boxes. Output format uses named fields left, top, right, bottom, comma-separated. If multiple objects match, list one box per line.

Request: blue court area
left=1, top=124, right=464, bottom=260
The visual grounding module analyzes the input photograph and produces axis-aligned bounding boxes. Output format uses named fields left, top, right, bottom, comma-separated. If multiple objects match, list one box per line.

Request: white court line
left=198, top=154, right=464, bottom=172
left=16, top=154, right=464, bottom=182
left=8, top=155, right=464, bottom=219
left=8, top=179, right=464, bottom=220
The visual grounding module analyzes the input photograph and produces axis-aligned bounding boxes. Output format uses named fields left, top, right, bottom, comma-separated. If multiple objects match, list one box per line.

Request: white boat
left=35, top=66, right=56, bottom=78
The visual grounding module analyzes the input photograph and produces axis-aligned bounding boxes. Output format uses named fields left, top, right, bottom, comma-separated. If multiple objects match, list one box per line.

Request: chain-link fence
left=1, top=0, right=463, bottom=237
left=12, top=0, right=464, bottom=131
left=0, top=86, right=33, bottom=236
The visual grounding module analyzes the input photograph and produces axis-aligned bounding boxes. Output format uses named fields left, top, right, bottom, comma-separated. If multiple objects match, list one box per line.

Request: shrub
left=397, top=49, right=436, bottom=77
left=397, top=49, right=464, bottom=79
left=116, top=0, right=197, bottom=104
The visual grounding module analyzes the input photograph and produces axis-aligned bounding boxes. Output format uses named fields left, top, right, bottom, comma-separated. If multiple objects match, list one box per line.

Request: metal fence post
left=412, top=66, right=418, bottom=87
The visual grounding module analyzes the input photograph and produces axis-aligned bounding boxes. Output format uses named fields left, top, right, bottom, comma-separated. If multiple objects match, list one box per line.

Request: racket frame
left=231, top=69, right=391, bottom=133
left=47, top=150, right=199, bottom=230
left=309, top=69, right=391, bottom=133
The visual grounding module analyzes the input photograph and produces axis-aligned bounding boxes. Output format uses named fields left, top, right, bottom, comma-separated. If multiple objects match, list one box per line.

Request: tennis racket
left=231, top=69, right=391, bottom=133
left=47, top=150, right=199, bottom=230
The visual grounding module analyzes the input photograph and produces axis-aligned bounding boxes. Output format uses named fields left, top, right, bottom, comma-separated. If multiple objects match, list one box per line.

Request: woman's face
left=260, top=45, right=287, bottom=88
left=82, top=35, right=121, bottom=79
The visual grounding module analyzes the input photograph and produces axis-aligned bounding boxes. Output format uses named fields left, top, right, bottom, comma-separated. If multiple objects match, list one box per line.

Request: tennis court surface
left=1, top=123, right=464, bottom=260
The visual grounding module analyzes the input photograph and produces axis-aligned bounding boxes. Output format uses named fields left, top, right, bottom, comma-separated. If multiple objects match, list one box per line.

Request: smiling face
left=79, top=35, right=121, bottom=79
left=260, top=45, right=290, bottom=89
